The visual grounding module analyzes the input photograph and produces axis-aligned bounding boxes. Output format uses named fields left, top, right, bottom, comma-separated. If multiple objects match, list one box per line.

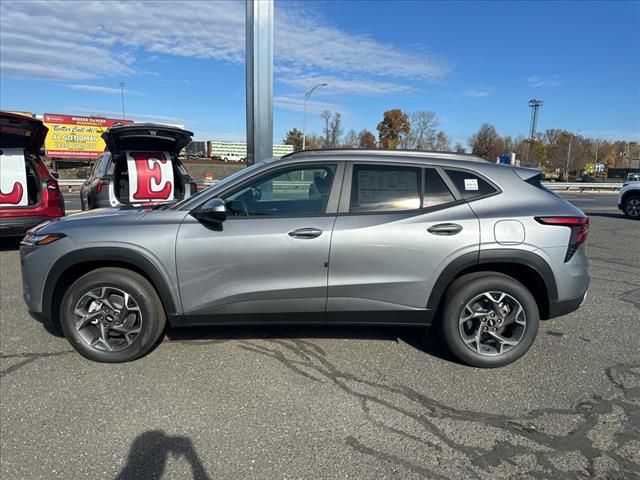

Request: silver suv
left=20, top=150, right=590, bottom=367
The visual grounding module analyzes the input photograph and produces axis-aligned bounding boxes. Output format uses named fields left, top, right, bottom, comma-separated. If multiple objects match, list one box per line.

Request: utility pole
left=302, top=83, right=327, bottom=150
left=119, top=82, right=126, bottom=120
left=245, top=0, right=273, bottom=165
left=525, top=99, right=543, bottom=165
left=566, top=132, right=573, bottom=182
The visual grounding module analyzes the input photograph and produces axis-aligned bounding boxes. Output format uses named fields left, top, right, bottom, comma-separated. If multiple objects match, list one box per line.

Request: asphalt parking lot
left=1, top=192, right=639, bottom=479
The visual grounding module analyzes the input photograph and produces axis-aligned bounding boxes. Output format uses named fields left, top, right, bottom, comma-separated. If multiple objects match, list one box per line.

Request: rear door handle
left=427, top=223, right=463, bottom=236
left=288, top=228, right=323, bottom=239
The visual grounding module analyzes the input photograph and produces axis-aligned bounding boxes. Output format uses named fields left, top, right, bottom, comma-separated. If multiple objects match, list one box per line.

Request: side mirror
left=51, top=172, right=60, bottom=179
left=191, top=198, right=227, bottom=223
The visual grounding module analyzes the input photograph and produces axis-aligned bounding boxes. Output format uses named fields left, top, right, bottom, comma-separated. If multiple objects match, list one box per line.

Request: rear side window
left=444, top=169, right=496, bottom=199
left=424, top=168, right=455, bottom=207
left=350, top=164, right=421, bottom=212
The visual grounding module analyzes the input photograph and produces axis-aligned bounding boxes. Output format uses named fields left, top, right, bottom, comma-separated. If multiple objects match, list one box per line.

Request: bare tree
left=454, top=142, right=465, bottom=154
left=343, top=129, right=358, bottom=148
left=321, top=110, right=332, bottom=147
left=402, top=111, right=439, bottom=149
left=328, top=112, right=343, bottom=147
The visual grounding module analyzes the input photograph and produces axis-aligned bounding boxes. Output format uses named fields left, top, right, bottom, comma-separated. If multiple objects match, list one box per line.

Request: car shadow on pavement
left=115, top=430, right=211, bottom=480
left=164, top=323, right=460, bottom=365
left=0, top=237, right=21, bottom=251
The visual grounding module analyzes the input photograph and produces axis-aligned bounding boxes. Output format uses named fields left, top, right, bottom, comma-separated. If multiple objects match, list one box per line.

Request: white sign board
left=0, top=148, right=28, bottom=207
left=125, top=151, right=175, bottom=203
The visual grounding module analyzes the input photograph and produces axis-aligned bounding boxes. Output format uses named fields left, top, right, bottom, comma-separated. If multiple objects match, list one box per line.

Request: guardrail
left=542, top=182, right=622, bottom=191
left=57, top=179, right=622, bottom=192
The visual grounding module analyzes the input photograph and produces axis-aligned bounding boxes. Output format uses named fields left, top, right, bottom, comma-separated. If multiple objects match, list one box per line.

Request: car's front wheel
left=60, top=268, right=166, bottom=363
left=441, top=272, right=539, bottom=368
left=622, top=194, right=640, bottom=219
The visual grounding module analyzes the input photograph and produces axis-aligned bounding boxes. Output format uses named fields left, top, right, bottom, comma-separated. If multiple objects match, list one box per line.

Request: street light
left=302, top=83, right=328, bottom=150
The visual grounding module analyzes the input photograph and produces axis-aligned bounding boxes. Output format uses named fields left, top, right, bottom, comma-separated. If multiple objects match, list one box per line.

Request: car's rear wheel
left=441, top=273, right=539, bottom=368
left=60, top=268, right=166, bottom=363
left=623, top=195, right=640, bottom=219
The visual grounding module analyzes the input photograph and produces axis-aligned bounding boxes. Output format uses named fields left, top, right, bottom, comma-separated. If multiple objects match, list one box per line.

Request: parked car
left=80, top=124, right=198, bottom=210
left=0, top=111, right=64, bottom=237
left=618, top=181, right=640, bottom=219
left=21, top=149, right=590, bottom=366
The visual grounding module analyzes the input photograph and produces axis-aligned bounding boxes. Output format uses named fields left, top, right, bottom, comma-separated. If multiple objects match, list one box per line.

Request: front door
left=176, top=162, right=343, bottom=321
left=327, top=163, right=480, bottom=321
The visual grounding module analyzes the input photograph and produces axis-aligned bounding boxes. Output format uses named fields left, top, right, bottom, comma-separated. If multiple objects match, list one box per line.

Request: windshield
left=169, top=161, right=266, bottom=210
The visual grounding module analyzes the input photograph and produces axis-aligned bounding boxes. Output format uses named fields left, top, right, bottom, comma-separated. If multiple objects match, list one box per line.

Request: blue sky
left=1, top=0, right=638, bottom=148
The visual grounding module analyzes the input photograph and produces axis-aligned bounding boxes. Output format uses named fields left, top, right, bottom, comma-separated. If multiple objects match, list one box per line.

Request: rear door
left=175, top=162, right=344, bottom=320
left=327, top=162, right=480, bottom=321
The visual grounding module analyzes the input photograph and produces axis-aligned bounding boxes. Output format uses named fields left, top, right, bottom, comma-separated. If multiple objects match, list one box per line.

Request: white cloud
left=0, top=0, right=449, bottom=94
left=462, top=86, right=493, bottom=97
left=274, top=96, right=343, bottom=114
left=68, top=84, right=142, bottom=95
left=528, top=75, right=561, bottom=88
left=280, top=75, right=414, bottom=96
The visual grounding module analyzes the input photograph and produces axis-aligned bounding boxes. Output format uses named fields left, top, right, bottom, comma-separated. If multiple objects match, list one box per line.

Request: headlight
left=20, top=232, right=66, bottom=246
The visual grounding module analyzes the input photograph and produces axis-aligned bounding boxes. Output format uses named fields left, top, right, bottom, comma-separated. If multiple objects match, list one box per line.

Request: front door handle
left=288, top=228, right=323, bottom=239
left=427, top=223, right=463, bottom=236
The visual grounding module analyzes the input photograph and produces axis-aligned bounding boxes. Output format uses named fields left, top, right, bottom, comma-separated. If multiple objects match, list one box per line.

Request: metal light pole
left=302, top=83, right=327, bottom=150
left=119, top=82, right=126, bottom=119
left=246, top=0, right=273, bottom=165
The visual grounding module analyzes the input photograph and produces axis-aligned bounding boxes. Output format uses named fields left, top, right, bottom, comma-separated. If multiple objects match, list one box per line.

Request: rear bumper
left=0, top=216, right=50, bottom=237
left=547, top=289, right=588, bottom=319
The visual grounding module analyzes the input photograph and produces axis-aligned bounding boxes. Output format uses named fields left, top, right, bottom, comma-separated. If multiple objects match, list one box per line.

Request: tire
left=441, top=272, right=539, bottom=368
left=60, top=267, right=166, bottom=363
left=622, top=195, right=640, bottom=219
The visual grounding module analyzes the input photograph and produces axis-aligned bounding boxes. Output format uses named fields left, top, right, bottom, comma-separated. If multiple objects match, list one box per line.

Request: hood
left=102, top=123, right=193, bottom=156
left=0, top=111, right=48, bottom=153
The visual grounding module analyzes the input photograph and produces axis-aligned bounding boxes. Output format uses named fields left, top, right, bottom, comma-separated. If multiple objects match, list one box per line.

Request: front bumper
left=0, top=216, right=50, bottom=238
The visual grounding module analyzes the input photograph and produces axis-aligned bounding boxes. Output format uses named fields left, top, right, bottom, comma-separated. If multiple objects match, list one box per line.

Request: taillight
left=96, top=177, right=110, bottom=193
left=45, top=178, right=59, bottom=190
left=535, top=216, right=590, bottom=262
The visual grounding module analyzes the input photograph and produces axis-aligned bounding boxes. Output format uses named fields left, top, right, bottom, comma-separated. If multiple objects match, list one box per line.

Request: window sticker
left=464, top=178, right=479, bottom=191
left=126, top=151, right=174, bottom=203
left=0, top=148, right=28, bottom=206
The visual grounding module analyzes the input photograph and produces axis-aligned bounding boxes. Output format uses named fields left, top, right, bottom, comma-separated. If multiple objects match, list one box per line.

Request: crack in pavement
left=239, top=339, right=640, bottom=479
left=0, top=350, right=74, bottom=378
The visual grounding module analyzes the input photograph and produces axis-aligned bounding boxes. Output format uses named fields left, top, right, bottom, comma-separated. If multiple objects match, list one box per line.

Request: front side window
left=350, top=164, right=421, bottom=212
left=223, top=164, right=336, bottom=217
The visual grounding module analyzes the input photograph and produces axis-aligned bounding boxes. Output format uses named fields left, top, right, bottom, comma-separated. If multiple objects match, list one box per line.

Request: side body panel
left=175, top=215, right=335, bottom=317
left=328, top=205, right=480, bottom=317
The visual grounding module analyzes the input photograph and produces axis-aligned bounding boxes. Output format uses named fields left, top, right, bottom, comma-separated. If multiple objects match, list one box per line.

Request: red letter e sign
left=126, top=151, right=175, bottom=203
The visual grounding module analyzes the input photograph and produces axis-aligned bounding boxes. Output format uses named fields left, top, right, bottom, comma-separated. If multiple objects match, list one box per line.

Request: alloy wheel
left=73, top=286, right=143, bottom=352
left=458, top=291, right=526, bottom=356
left=626, top=198, right=640, bottom=217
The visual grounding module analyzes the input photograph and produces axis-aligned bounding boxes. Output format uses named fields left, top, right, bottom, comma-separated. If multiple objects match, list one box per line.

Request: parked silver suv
left=20, top=150, right=590, bottom=367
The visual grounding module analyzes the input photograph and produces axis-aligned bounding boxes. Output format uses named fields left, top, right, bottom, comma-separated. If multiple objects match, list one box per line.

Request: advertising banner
left=43, top=113, right=133, bottom=159
left=126, top=151, right=175, bottom=203
left=0, top=148, right=28, bottom=207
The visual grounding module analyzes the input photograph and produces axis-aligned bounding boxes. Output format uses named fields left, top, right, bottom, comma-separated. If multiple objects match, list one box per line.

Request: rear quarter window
left=444, top=169, right=496, bottom=200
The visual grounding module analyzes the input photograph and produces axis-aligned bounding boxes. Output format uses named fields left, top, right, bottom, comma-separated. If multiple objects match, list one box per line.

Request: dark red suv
left=0, top=112, right=64, bottom=237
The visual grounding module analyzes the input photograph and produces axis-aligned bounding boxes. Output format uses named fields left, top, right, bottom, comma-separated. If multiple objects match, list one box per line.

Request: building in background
left=209, top=141, right=293, bottom=161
